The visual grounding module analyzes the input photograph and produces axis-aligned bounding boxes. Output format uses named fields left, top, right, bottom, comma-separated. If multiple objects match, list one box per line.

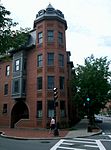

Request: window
left=47, top=76, right=54, bottom=89
left=59, top=76, right=65, bottom=89
left=38, top=32, right=43, bottom=44
left=4, top=84, right=8, bottom=95
left=3, top=104, right=7, bottom=114
left=37, top=101, right=42, bottom=118
left=47, top=53, right=54, bottom=66
left=58, top=32, right=63, bottom=44
left=6, top=65, right=10, bottom=76
left=47, top=100, right=54, bottom=117
left=37, top=77, right=42, bottom=90
left=14, top=80, right=19, bottom=93
left=47, top=30, right=54, bottom=42
left=59, top=54, right=64, bottom=67
left=37, top=54, right=43, bottom=67
left=60, top=101, right=66, bottom=117
left=15, top=59, right=20, bottom=71
left=22, top=79, right=26, bottom=94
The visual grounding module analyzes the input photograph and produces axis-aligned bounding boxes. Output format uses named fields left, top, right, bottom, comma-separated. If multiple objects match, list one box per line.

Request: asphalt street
left=0, top=116, right=111, bottom=150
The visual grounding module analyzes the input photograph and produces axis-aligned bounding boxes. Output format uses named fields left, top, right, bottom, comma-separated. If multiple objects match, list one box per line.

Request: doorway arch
left=11, top=101, right=29, bottom=128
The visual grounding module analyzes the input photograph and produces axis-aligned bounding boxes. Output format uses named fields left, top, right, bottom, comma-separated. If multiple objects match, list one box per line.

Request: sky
left=1, top=0, right=111, bottom=67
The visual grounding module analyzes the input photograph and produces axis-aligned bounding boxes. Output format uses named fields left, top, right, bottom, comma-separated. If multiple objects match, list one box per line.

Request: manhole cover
left=41, top=141, right=50, bottom=143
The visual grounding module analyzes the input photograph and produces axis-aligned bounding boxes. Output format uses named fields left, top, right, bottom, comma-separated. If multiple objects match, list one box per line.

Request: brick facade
left=0, top=4, right=73, bottom=128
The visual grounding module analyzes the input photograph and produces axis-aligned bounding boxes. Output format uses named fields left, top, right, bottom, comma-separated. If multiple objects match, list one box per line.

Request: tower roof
left=46, top=3, right=55, bottom=10
left=34, top=4, right=67, bottom=29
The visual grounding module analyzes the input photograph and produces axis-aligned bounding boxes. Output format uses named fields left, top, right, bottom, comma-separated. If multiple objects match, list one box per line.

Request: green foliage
left=71, top=55, right=111, bottom=117
left=0, top=4, right=30, bottom=54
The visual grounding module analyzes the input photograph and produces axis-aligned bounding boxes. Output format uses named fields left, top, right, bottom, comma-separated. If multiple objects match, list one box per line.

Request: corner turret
left=34, top=4, right=67, bottom=30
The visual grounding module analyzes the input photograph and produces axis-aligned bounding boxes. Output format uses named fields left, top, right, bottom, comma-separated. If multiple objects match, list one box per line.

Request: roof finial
left=46, top=3, right=54, bottom=10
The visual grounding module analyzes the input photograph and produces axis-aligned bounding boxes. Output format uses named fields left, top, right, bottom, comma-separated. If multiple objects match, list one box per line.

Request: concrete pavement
left=0, top=119, right=102, bottom=140
left=65, top=118, right=102, bottom=138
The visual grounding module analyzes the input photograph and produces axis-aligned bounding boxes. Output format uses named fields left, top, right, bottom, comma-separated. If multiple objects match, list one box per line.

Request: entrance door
left=11, top=101, right=29, bottom=128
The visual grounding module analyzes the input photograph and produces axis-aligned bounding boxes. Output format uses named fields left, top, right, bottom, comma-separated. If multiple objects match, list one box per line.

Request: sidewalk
left=65, top=118, right=102, bottom=138
left=0, top=119, right=102, bottom=140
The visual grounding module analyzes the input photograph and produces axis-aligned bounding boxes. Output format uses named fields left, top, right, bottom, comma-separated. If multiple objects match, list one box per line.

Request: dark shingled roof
left=34, top=4, right=67, bottom=29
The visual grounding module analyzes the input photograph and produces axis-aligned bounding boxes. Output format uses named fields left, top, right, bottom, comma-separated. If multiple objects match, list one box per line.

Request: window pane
left=22, top=79, right=26, bottom=94
left=37, top=54, right=43, bottom=67
left=4, top=84, right=8, bottom=95
left=6, top=65, right=10, bottom=76
left=60, top=101, right=66, bottom=117
left=47, top=101, right=54, bottom=117
left=15, top=59, right=20, bottom=71
left=60, top=76, right=65, bottom=89
left=37, top=101, right=42, bottom=118
left=47, top=53, right=54, bottom=66
left=38, top=32, right=43, bottom=44
left=47, top=76, right=54, bottom=89
left=59, top=54, right=64, bottom=67
left=14, top=80, right=19, bottom=93
left=3, top=104, right=7, bottom=113
left=37, top=77, right=42, bottom=90
left=47, top=30, right=54, bottom=42
left=58, top=32, right=63, bottom=44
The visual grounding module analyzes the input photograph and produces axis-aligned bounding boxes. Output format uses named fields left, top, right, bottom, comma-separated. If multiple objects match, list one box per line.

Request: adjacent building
left=0, top=4, right=74, bottom=128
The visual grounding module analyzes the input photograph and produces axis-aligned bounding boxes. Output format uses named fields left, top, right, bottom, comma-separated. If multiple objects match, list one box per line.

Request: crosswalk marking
left=108, top=135, right=111, bottom=138
left=50, top=138, right=107, bottom=150
left=100, top=133, right=111, bottom=139
left=96, top=140, right=106, bottom=150
left=50, top=139, right=64, bottom=150
left=84, top=144, right=98, bottom=148
left=63, top=142, right=75, bottom=145
left=59, top=147, right=86, bottom=150
left=62, top=139, right=96, bottom=144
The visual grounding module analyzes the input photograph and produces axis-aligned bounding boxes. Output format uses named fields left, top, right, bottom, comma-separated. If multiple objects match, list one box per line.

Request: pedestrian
left=49, top=117, right=55, bottom=133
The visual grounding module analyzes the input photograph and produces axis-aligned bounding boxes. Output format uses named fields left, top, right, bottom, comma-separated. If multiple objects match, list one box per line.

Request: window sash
left=37, top=54, right=43, bottom=67
left=14, top=80, right=19, bottom=93
left=15, top=59, right=20, bottom=71
left=60, top=76, right=65, bottom=89
left=60, top=101, right=66, bottom=117
left=47, top=100, right=54, bottom=117
left=6, top=65, right=10, bottom=76
left=59, top=54, right=64, bottom=67
left=47, top=30, right=54, bottom=42
left=58, top=32, right=63, bottom=44
left=4, top=84, right=8, bottom=95
left=47, top=76, right=54, bottom=89
left=37, top=77, right=42, bottom=90
left=37, top=101, right=42, bottom=118
left=38, top=32, right=43, bottom=44
left=47, top=53, right=54, bottom=66
left=3, top=104, right=7, bottom=113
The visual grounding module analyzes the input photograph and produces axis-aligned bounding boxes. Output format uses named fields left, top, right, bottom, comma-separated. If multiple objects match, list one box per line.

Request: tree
left=71, top=55, right=111, bottom=121
left=0, top=3, right=30, bottom=55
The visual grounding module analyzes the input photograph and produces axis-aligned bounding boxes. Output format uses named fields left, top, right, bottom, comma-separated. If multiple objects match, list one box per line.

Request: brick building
left=0, top=4, right=73, bottom=128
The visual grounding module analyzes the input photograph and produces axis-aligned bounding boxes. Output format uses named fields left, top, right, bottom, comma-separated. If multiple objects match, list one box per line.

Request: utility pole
left=86, top=97, right=92, bottom=132
left=53, top=87, right=58, bottom=120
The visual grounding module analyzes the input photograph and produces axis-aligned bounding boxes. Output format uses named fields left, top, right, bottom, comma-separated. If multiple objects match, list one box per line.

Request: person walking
left=50, top=117, right=55, bottom=133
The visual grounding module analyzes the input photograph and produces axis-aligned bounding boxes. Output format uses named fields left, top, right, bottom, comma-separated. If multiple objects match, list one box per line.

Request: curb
left=0, top=130, right=102, bottom=140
